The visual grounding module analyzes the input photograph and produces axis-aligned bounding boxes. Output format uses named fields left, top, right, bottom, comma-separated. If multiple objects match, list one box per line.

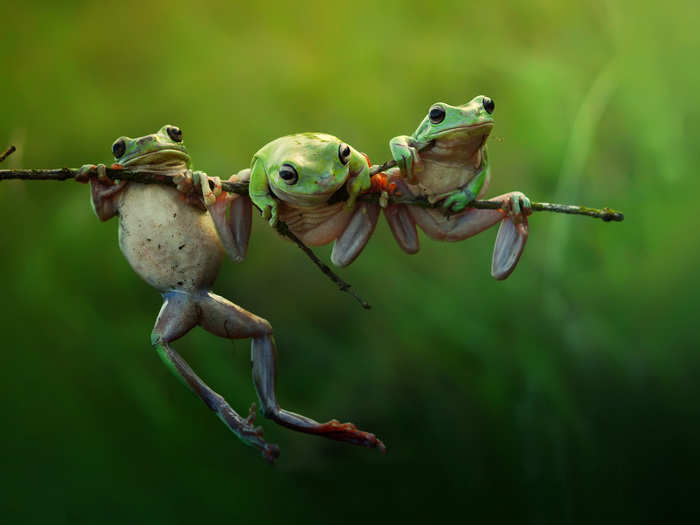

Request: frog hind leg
left=491, top=214, right=528, bottom=280
left=195, top=291, right=386, bottom=452
left=206, top=171, right=253, bottom=263
left=382, top=175, right=419, bottom=253
left=330, top=201, right=380, bottom=267
left=151, top=291, right=279, bottom=463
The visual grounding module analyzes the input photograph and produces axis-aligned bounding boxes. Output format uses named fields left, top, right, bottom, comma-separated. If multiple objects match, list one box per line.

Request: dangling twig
left=0, top=145, right=16, bottom=163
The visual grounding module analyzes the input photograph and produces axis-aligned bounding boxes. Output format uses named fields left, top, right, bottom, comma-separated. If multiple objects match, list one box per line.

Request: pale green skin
left=390, top=95, right=497, bottom=212
left=249, top=133, right=371, bottom=226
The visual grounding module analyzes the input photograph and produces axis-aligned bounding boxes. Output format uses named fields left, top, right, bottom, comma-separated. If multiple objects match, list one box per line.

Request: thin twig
left=0, top=145, right=16, bottom=163
left=0, top=166, right=625, bottom=222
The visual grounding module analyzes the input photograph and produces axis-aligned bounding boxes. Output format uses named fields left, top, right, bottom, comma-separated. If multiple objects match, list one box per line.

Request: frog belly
left=279, top=201, right=352, bottom=245
left=117, top=183, right=223, bottom=293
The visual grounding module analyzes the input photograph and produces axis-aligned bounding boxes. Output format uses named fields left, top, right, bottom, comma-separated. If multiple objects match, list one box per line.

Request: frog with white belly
left=76, top=125, right=384, bottom=462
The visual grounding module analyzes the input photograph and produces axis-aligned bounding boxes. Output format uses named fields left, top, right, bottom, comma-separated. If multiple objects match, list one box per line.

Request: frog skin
left=76, top=126, right=383, bottom=463
left=385, top=96, right=532, bottom=280
left=249, top=133, right=376, bottom=267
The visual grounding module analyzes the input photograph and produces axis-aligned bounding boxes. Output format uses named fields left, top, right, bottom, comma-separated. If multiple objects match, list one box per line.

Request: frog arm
left=204, top=169, right=252, bottom=263
left=345, top=151, right=372, bottom=209
left=330, top=201, right=380, bottom=267
left=248, top=157, right=278, bottom=226
left=389, top=135, right=422, bottom=183
left=76, top=164, right=127, bottom=221
left=442, top=169, right=487, bottom=213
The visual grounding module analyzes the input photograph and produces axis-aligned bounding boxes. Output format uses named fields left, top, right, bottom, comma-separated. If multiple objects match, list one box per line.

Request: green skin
left=249, top=133, right=371, bottom=226
left=75, top=127, right=384, bottom=463
left=386, top=96, right=532, bottom=280
left=390, top=95, right=528, bottom=214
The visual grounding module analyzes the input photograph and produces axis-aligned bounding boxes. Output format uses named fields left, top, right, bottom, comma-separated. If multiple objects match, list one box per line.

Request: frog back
left=117, top=183, right=223, bottom=293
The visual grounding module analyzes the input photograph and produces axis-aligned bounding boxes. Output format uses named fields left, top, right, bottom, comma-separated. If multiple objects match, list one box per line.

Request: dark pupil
left=113, top=140, right=125, bottom=158
left=168, top=127, right=182, bottom=141
left=280, top=167, right=296, bottom=180
left=342, top=146, right=350, bottom=158
left=483, top=97, right=495, bottom=114
left=429, top=107, right=445, bottom=122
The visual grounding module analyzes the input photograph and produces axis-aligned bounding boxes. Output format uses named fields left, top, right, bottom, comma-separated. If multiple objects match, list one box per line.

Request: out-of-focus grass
left=1, top=1, right=698, bottom=523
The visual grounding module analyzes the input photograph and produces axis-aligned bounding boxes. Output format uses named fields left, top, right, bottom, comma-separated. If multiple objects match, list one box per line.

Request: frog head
left=415, top=95, right=494, bottom=170
left=111, top=125, right=191, bottom=171
left=258, top=133, right=362, bottom=207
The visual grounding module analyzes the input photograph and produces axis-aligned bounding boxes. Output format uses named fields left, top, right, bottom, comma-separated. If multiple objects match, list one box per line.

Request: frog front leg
left=248, top=157, right=278, bottom=226
left=76, top=164, right=127, bottom=221
left=441, top=168, right=488, bottom=213
left=389, top=135, right=424, bottom=183
left=202, top=170, right=253, bottom=263
left=151, top=291, right=280, bottom=463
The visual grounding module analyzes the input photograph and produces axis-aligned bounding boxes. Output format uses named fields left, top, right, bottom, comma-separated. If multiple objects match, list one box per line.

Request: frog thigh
left=410, top=206, right=505, bottom=242
left=331, top=201, right=380, bottom=267
left=295, top=207, right=353, bottom=246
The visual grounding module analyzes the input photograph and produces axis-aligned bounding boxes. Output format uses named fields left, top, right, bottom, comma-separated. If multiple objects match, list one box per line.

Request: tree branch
left=0, top=145, right=16, bottom=163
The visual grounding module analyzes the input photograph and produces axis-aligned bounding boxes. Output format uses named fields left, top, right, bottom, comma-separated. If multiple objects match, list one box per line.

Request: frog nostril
left=482, top=97, right=495, bottom=114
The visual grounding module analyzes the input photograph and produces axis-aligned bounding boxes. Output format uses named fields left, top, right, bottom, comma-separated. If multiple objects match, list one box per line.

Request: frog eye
left=112, top=138, right=126, bottom=159
left=338, top=143, right=352, bottom=165
left=429, top=104, right=446, bottom=124
left=166, top=126, right=183, bottom=142
left=279, top=163, right=298, bottom=185
left=482, top=97, right=495, bottom=114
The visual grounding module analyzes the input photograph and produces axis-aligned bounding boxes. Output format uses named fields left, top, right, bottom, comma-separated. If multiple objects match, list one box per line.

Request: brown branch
left=0, top=145, right=16, bottom=163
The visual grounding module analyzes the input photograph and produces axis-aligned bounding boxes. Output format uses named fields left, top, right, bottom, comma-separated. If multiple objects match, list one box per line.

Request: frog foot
left=502, top=191, right=532, bottom=223
left=75, top=163, right=112, bottom=184
left=314, top=419, right=387, bottom=453
left=196, top=171, right=222, bottom=207
left=238, top=419, right=280, bottom=464
left=443, top=187, right=476, bottom=213
left=173, top=169, right=195, bottom=194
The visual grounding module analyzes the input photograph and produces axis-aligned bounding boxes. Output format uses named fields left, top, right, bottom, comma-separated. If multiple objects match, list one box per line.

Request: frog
left=248, top=132, right=377, bottom=267
left=75, top=125, right=384, bottom=463
left=384, top=95, right=532, bottom=280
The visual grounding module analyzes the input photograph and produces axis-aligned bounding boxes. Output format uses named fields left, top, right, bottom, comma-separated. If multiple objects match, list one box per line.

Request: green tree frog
left=385, top=95, right=532, bottom=279
left=248, top=133, right=377, bottom=267
left=76, top=125, right=383, bottom=462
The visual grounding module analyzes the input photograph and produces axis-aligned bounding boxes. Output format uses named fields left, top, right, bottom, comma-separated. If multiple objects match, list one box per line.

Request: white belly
left=117, top=183, right=223, bottom=293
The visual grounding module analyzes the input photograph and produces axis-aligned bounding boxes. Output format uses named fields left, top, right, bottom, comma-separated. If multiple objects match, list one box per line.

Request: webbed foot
left=491, top=191, right=531, bottom=280
left=389, top=136, right=421, bottom=183
left=75, top=163, right=113, bottom=184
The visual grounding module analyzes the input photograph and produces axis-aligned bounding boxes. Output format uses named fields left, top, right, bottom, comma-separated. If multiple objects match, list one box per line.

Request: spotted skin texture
left=77, top=126, right=384, bottom=462
left=386, top=96, right=532, bottom=279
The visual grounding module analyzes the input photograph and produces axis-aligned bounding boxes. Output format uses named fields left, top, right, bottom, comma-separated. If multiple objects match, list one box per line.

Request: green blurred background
left=1, top=0, right=698, bottom=523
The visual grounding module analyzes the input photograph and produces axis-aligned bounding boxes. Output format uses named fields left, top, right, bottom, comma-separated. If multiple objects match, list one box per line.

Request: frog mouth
left=122, top=149, right=191, bottom=167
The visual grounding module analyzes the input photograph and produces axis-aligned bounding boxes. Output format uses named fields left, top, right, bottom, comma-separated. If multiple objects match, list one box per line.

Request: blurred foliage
left=1, top=0, right=698, bottom=523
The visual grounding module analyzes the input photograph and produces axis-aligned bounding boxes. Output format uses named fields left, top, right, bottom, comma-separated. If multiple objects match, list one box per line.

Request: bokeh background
left=1, top=1, right=698, bottom=523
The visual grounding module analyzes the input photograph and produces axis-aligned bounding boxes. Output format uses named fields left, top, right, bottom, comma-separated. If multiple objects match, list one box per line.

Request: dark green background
left=1, top=1, right=697, bottom=523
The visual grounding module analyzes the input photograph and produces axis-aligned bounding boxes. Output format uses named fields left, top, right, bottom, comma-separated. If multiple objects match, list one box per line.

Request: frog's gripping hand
left=76, top=163, right=127, bottom=221
left=249, top=157, right=278, bottom=226
left=345, top=151, right=372, bottom=209
left=389, top=135, right=421, bottom=183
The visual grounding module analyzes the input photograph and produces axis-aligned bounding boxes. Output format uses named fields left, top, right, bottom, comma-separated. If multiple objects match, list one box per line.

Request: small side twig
left=0, top=145, right=16, bottom=163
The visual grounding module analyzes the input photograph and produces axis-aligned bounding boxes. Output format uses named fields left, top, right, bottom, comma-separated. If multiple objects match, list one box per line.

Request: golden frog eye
left=279, top=163, right=298, bottom=185
left=482, top=97, right=495, bottom=114
left=429, top=104, right=446, bottom=124
left=167, top=126, right=183, bottom=142
left=338, top=143, right=352, bottom=165
left=112, top=138, right=126, bottom=159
